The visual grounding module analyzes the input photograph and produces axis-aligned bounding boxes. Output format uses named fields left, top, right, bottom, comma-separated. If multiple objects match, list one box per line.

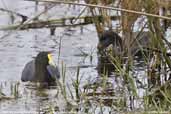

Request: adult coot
left=98, top=30, right=150, bottom=57
left=21, top=52, right=60, bottom=86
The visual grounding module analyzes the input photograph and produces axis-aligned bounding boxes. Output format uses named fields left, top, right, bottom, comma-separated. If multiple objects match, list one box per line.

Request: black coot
left=21, top=52, right=60, bottom=86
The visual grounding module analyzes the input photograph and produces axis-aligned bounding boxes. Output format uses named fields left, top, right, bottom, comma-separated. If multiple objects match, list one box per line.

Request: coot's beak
left=47, top=53, right=56, bottom=67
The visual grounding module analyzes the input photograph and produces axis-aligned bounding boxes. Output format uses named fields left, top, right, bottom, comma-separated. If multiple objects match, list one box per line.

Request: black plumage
left=21, top=52, right=60, bottom=86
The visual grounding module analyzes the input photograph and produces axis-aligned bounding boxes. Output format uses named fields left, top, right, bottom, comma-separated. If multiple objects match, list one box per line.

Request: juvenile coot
left=21, top=52, right=60, bottom=86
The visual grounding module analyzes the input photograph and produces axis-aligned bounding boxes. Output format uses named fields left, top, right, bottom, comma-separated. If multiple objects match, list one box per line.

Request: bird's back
left=21, top=60, right=35, bottom=82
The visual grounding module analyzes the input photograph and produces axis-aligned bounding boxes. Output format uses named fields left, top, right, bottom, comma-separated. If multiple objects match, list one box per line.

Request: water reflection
left=0, top=81, right=67, bottom=113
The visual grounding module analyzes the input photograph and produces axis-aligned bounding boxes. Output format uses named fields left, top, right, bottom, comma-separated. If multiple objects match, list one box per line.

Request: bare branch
left=25, top=0, right=171, bottom=20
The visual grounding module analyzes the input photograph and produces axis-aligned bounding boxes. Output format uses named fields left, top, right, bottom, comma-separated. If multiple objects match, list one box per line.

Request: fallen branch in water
left=0, top=15, right=119, bottom=30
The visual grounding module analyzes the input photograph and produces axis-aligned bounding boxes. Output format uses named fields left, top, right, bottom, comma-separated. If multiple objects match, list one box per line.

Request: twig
left=25, top=0, right=171, bottom=20
left=0, top=2, right=56, bottom=41
left=0, top=8, right=28, bottom=23
left=71, top=7, right=87, bottom=24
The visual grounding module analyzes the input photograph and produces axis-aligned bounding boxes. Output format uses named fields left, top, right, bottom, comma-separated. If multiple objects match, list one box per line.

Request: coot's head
left=98, top=30, right=123, bottom=51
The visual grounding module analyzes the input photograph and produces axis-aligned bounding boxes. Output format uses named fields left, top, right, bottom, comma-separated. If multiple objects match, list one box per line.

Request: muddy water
left=0, top=0, right=99, bottom=113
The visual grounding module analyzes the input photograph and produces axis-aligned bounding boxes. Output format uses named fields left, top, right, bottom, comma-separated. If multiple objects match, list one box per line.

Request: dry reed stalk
left=121, top=0, right=142, bottom=56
